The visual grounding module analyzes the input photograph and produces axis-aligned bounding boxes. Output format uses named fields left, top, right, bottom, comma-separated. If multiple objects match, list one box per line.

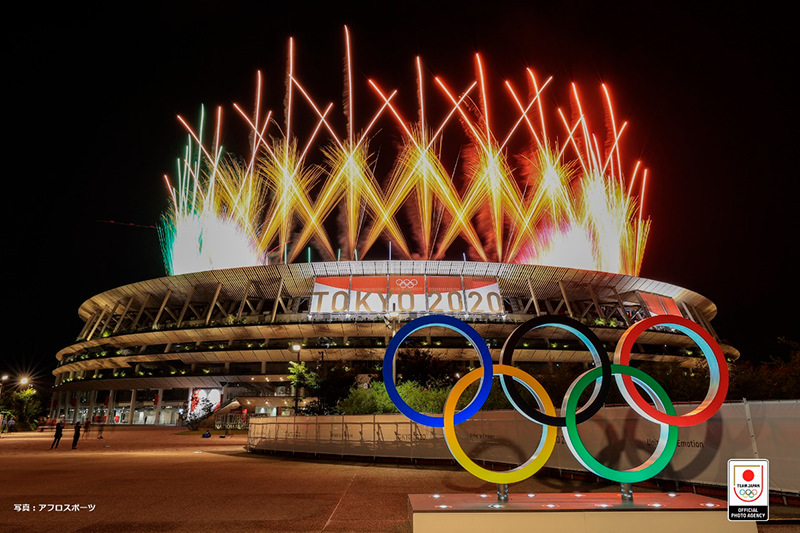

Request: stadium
left=49, top=261, right=738, bottom=425
left=50, top=35, right=740, bottom=425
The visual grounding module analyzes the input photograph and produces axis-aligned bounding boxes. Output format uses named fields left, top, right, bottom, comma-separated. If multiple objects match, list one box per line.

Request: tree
left=380, top=348, right=459, bottom=388
left=289, top=361, right=358, bottom=415
left=727, top=354, right=800, bottom=401
left=0, top=389, right=43, bottom=430
left=288, top=361, right=320, bottom=393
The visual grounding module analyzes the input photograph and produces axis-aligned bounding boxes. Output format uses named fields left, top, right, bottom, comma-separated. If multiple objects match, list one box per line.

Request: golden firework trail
left=159, top=29, right=651, bottom=276
left=365, top=60, right=486, bottom=260
left=233, top=67, right=337, bottom=263
left=431, top=56, right=532, bottom=262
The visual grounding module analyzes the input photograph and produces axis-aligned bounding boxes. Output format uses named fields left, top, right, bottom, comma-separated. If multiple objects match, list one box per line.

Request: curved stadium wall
left=50, top=260, right=738, bottom=425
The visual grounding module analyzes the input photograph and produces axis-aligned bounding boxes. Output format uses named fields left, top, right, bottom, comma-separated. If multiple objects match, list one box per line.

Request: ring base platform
left=409, top=492, right=756, bottom=533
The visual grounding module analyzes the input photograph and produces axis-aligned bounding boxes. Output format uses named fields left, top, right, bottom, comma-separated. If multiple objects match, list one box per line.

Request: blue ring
left=382, top=315, right=494, bottom=427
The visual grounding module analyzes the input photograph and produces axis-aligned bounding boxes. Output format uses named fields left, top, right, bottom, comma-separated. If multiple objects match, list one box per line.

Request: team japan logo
left=728, top=458, right=769, bottom=521
left=732, top=464, right=765, bottom=502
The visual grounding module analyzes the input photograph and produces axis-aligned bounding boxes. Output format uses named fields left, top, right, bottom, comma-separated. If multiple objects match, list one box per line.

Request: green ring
left=562, top=364, right=678, bottom=484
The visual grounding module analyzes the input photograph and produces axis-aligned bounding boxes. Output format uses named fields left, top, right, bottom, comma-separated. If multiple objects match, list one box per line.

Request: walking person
left=51, top=421, right=64, bottom=449
left=83, top=420, right=91, bottom=438
left=71, top=422, right=81, bottom=449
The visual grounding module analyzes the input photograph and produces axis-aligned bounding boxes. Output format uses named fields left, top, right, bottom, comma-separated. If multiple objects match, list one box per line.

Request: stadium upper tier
left=52, top=261, right=737, bottom=391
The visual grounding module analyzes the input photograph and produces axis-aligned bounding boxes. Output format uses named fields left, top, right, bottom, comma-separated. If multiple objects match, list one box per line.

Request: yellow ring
left=443, top=364, right=557, bottom=484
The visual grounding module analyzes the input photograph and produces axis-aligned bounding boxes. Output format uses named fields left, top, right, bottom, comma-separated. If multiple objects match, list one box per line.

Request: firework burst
left=159, top=106, right=266, bottom=275
left=158, top=29, right=650, bottom=276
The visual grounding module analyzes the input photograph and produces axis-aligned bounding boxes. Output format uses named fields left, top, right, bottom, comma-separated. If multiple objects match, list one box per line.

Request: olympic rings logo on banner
left=395, top=278, right=419, bottom=289
left=739, top=489, right=758, bottom=498
left=382, top=314, right=729, bottom=485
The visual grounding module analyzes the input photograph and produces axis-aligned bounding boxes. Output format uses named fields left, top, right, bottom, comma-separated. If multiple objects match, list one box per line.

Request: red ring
left=614, top=315, right=728, bottom=427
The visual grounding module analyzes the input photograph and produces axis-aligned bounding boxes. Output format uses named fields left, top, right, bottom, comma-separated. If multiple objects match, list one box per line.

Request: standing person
left=83, top=420, right=91, bottom=438
left=96, top=423, right=104, bottom=439
left=1, top=416, right=6, bottom=434
left=71, top=423, right=81, bottom=449
left=51, top=421, right=64, bottom=449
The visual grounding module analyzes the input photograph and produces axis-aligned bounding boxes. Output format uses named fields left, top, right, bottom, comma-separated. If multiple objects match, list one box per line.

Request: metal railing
left=215, top=412, right=248, bottom=430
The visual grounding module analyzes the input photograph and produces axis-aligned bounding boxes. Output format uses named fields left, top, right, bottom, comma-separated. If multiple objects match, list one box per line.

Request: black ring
left=499, top=315, right=611, bottom=426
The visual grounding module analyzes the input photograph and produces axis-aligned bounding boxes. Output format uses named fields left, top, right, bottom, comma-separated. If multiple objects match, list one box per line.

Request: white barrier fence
left=247, top=399, right=800, bottom=494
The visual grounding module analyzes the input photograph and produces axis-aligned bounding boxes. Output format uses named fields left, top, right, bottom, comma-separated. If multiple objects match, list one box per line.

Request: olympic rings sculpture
left=382, top=313, right=729, bottom=484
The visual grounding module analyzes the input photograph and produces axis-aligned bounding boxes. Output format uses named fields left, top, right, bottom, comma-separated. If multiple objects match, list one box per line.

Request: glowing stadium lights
left=159, top=28, right=651, bottom=276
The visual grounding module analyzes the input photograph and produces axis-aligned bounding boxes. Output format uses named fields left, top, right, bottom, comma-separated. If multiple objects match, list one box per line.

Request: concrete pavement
left=1, top=427, right=796, bottom=532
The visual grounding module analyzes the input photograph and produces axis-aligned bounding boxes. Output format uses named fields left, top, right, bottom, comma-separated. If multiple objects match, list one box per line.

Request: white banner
left=248, top=400, right=800, bottom=493
left=188, top=388, right=222, bottom=413
left=310, top=276, right=503, bottom=315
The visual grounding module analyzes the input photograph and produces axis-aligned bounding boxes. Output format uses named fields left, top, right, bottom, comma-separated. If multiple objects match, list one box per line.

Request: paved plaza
left=0, top=427, right=796, bottom=532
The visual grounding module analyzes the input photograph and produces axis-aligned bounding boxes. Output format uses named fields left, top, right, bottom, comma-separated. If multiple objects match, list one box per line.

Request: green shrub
left=338, top=377, right=520, bottom=415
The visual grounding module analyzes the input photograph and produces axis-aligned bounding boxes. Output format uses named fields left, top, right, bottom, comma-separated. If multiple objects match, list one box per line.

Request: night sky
left=8, top=2, right=797, bottom=385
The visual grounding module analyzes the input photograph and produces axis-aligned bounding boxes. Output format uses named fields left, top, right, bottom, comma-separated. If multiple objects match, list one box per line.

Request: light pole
left=0, top=375, right=7, bottom=432
left=291, top=344, right=301, bottom=413
left=385, top=308, right=400, bottom=384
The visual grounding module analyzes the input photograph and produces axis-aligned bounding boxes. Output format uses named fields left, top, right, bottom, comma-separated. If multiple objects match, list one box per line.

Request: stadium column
left=107, top=390, right=116, bottom=423
left=177, top=286, right=194, bottom=328
left=270, top=279, right=285, bottom=323
left=588, top=284, right=606, bottom=319
left=87, top=390, right=96, bottom=423
left=73, top=392, right=82, bottom=423
left=54, top=392, right=61, bottom=419
left=49, top=392, right=58, bottom=420
left=128, top=389, right=137, bottom=425
left=113, top=298, right=134, bottom=334
left=53, top=391, right=61, bottom=419
left=152, top=290, right=172, bottom=330
left=154, top=388, right=163, bottom=425
left=525, top=279, right=542, bottom=316
left=612, top=287, right=632, bottom=326
left=86, top=308, right=108, bottom=341
left=78, top=310, right=98, bottom=340
left=692, top=305, right=719, bottom=339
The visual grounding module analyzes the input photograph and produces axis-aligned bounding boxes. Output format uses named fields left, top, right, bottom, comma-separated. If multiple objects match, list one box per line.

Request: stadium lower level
left=50, top=261, right=738, bottom=425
